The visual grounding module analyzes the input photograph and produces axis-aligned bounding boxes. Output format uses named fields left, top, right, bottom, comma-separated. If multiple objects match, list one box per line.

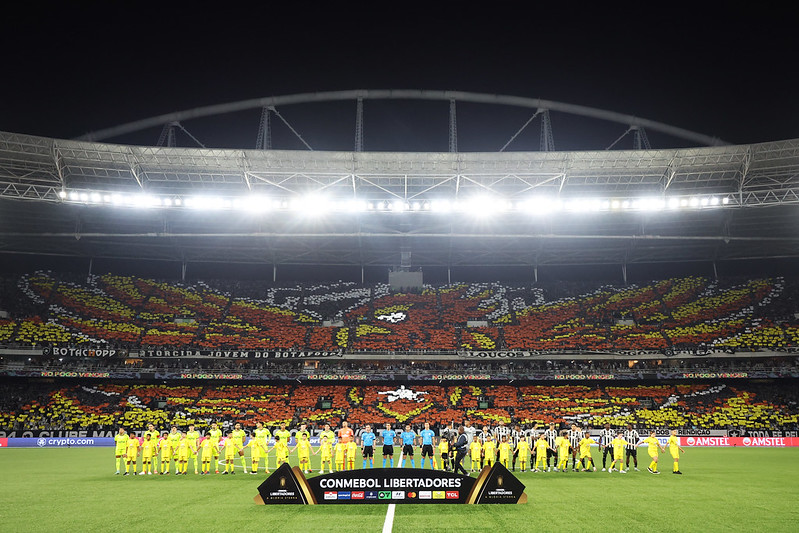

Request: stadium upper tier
left=1, top=272, right=797, bottom=354
left=1, top=130, right=799, bottom=267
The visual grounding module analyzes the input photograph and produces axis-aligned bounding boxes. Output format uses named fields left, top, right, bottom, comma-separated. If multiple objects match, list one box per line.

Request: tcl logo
left=445, top=491, right=459, bottom=499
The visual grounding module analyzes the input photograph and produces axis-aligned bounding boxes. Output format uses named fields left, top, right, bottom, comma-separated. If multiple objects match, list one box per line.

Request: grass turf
left=1, top=447, right=798, bottom=532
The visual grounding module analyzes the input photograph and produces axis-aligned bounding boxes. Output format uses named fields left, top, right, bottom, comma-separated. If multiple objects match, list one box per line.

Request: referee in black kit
left=452, top=426, right=469, bottom=475
left=599, top=423, right=615, bottom=471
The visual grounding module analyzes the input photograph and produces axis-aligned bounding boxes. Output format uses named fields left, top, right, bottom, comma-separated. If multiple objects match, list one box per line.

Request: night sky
left=2, top=4, right=796, bottom=151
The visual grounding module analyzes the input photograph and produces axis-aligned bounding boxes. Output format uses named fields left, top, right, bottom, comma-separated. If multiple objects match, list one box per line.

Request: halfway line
left=382, top=450, right=404, bottom=533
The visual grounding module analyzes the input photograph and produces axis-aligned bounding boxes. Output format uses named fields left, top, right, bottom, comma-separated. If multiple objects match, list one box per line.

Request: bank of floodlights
left=56, top=189, right=732, bottom=214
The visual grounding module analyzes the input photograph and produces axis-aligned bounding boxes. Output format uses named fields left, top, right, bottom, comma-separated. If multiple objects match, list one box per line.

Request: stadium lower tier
left=2, top=379, right=797, bottom=433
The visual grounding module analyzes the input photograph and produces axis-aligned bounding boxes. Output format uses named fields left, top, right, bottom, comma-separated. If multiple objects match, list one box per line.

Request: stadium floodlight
left=58, top=190, right=67, bottom=199
left=340, top=198, right=368, bottom=213
left=430, top=199, right=452, bottom=213
left=293, top=194, right=331, bottom=215
left=522, top=197, right=561, bottom=215
left=391, top=200, right=408, bottom=212
left=238, top=195, right=269, bottom=212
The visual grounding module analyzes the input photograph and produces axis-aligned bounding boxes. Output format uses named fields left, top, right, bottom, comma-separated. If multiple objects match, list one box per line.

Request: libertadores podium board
left=254, top=462, right=527, bottom=505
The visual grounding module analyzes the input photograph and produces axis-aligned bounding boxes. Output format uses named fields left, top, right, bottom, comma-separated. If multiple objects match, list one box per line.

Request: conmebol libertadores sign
left=254, top=463, right=527, bottom=505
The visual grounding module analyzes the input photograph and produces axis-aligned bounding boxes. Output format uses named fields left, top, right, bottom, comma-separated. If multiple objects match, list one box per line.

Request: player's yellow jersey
left=201, top=438, right=213, bottom=459
left=274, top=441, right=289, bottom=458
left=516, top=439, right=530, bottom=456
left=320, top=440, right=333, bottom=458
left=334, top=442, right=346, bottom=460
left=667, top=435, right=680, bottom=454
left=141, top=438, right=156, bottom=458
left=144, top=429, right=159, bottom=443
left=114, top=434, right=129, bottom=452
left=297, top=439, right=312, bottom=457
left=534, top=439, right=548, bottom=456
left=254, top=428, right=271, bottom=447
left=643, top=436, right=660, bottom=456
left=295, top=430, right=310, bottom=442
left=498, top=442, right=511, bottom=459
left=469, top=441, right=482, bottom=458
left=319, top=430, right=336, bottom=445
left=167, top=431, right=181, bottom=452
left=223, top=438, right=237, bottom=459
left=126, top=437, right=139, bottom=456
left=578, top=437, right=596, bottom=457
left=177, top=438, right=190, bottom=458
left=347, top=441, right=357, bottom=457
left=186, top=430, right=200, bottom=451
left=274, top=429, right=291, bottom=445
left=207, top=428, right=222, bottom=450
left=483, top=440, right=496, bottom=457
left=611, top=437, right=629, bottom=457
left=231, top=429, right=246, bottom=448
left=556, top=436, right=570, bottom=456
left=439, top=440, right=450, bottom=454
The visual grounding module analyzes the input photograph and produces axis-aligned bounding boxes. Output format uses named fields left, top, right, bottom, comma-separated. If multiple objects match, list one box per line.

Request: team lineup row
left=113, top=420, right=686, bottom=476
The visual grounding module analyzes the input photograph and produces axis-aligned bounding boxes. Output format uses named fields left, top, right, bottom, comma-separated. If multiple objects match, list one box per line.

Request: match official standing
left=624, top=424, right=640, bottom=471
left=453, top=426, right=469, bottom=475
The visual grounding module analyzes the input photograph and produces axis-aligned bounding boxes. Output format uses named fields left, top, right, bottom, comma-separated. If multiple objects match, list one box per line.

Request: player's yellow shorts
left=115, top=447, right=127, bottom=455
left=614, top=454, right=624, bottom=461
left=298, top=454, right=310, bottom=463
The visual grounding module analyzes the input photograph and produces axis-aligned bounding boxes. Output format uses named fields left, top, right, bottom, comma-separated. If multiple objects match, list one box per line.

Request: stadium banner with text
left=42, top=346, right=128, bottom=358
left=680, top=436, right=799, bottom=447
left=255, top=462, right=527, bottom=505
left=137, top=349, right=341, bottom=359
left=2, top=437, right=115, bottom=448
left=726, top=429, right=799, bottom=438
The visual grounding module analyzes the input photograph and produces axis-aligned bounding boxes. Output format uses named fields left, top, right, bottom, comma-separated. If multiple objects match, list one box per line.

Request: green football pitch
left=1, top=447, right=798, bottom=532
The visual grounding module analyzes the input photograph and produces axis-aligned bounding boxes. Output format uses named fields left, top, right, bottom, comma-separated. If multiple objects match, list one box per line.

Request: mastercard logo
left=407, top=492, right=417, bottom=498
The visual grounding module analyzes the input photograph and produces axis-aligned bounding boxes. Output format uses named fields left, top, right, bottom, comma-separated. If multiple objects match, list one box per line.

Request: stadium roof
left=1, top=129, right=798, bottom=270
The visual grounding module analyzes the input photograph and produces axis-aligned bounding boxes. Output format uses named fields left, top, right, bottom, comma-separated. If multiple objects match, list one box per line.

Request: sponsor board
left=255, top=463, right=526, bottom=505
left=727, top=429, right=799, bottom=438
left=681, top=437, right=799, bottom=447
left=2, top=437, right=115, bottom=448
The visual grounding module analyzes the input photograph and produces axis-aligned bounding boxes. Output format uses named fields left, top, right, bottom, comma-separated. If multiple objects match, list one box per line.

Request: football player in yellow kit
left=114, top=428, right=129, bottom=475
left=667, top=429, right=685, bottom=474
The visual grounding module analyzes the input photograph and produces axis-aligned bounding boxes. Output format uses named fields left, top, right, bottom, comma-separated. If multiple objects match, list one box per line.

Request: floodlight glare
left=430, top=199, right=452, bottom=213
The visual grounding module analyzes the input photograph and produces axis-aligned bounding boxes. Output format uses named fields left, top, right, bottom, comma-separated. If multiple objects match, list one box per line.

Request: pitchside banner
left=255, top=463, right=527, bottom=505
left=2, top=437, right=115, bottom=448
left=681, top=436, right=799, bottom=447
